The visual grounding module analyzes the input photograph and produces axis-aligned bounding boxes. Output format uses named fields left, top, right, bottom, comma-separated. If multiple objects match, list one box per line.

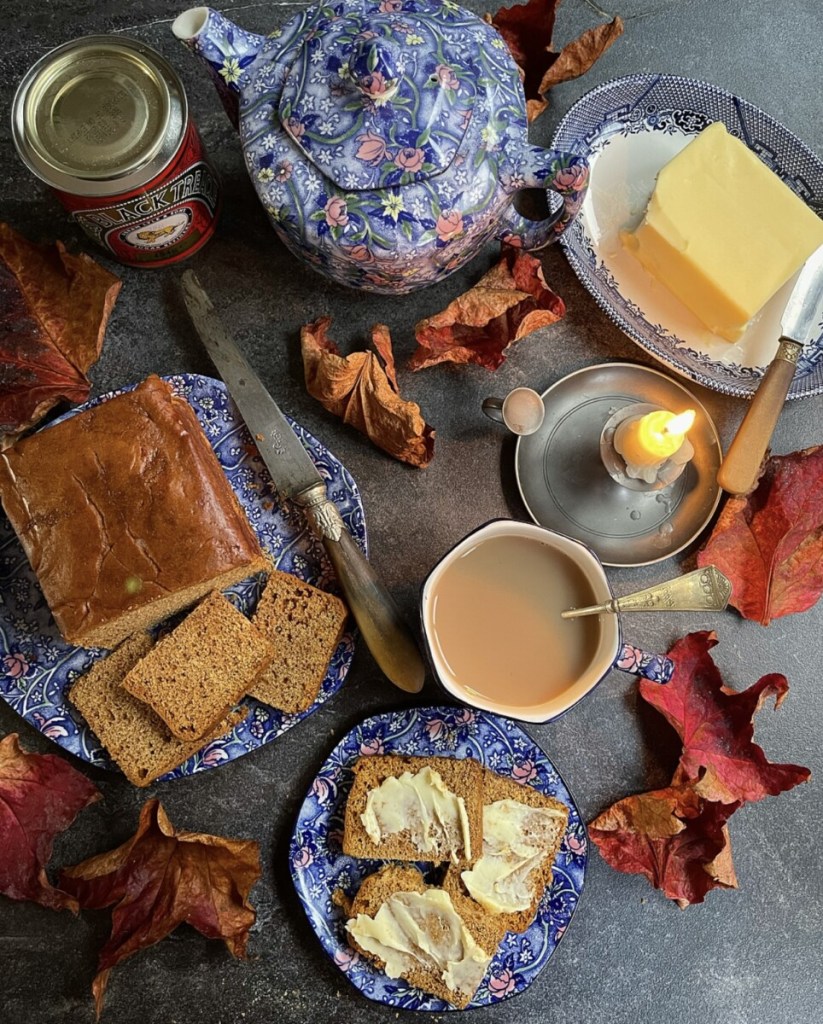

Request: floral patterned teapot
left=172, top=0, right=588, bottom=293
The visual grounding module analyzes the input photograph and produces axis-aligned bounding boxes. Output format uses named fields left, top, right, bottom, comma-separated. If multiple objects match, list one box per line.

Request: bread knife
left=180, top=271, right=425, bottom=694
left=717, top=243, right=823, bottom=495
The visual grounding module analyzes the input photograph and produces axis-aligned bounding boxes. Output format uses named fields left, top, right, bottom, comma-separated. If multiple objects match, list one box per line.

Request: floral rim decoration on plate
left=553, top=73, right=823, bottom=400
left=289, top=705, right=587, bottom=1011
left=0, top=373, right=366, bottom=780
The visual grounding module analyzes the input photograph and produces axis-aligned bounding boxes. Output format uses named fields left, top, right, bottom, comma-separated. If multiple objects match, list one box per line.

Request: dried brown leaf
left=540, top=17, right=624, bottom=91
left=60, top=800, right=260, bottom=1018
left=302, top=317, right=435, bottom=468
left=0, top=223, right=121, bottom=446
left=409, top=246, right=565, bottom=371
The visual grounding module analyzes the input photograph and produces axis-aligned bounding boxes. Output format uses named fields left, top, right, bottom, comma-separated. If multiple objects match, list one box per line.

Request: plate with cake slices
left=553, top=74, right=823, bottom=399
left=290, top=706, right=586, bottom=1011
left=0, top=373, right=365, bottom=783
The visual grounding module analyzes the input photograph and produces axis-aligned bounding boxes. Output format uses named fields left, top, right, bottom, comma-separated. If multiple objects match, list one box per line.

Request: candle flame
left=663, top=410, right=696, bottom=436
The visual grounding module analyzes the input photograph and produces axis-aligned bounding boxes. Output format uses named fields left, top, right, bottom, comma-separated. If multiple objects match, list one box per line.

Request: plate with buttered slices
left=290, top=706, right=587, bottom=1011
left=0, top=373, right=364, bottom=785
left=554, top=74, right=823, bottom=399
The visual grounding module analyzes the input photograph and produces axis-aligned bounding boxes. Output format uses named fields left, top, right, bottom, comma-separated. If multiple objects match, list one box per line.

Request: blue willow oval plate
left=553, top=74, right=823, bottom=400
left=289, top=706, right=587, bottom=1011
left=0, top=374, right=366, bottom=780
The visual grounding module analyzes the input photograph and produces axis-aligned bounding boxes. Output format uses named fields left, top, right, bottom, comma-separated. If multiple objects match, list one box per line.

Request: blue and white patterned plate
left=0, top=374, right=366, bottom=780
left=290, top=706, right=586, bottom=1011
left=553, top=74, right=823, bottom=399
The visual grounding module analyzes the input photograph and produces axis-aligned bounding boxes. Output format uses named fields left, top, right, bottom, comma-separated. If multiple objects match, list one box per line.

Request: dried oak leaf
left=409, top=246, right=565, bottom=371
left=59, top=799, right=261, bottom=1019
left=487, top=0, right=623, bottom=121
left=640, top=631, right=811, bottom=805
left=589, top=784, right=740, bottom=909
left=697, top=446, right=823, bottom=625
left=0, top=222, right=121, bottom=447
left=302, top=316, right=435, bottom=468
left=0, top=732, right=100, bottom=912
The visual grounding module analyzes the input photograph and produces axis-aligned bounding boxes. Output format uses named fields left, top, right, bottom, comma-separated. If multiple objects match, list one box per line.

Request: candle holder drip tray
left=515, top=363, right=722, bottom=567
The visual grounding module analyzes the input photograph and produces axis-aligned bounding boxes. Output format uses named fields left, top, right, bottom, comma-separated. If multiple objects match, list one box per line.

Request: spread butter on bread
left=345, top=864, right=507, bottom=1009
left=342, top=755, right=483, bottom=865
left=443, top=766, right=569, bottom=934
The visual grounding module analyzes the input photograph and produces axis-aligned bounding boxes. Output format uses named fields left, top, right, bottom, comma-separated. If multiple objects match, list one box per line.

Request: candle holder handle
left=561, top=566, right=732, bottom=618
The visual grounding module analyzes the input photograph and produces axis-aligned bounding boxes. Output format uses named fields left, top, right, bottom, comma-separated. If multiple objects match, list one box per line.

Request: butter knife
left=717, top=243, right=823, bottom=495
left=180, top=271, right=425, bottom=694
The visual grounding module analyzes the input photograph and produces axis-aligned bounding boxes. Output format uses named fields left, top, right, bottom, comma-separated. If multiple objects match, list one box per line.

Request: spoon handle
left=561, top=566, right=732, bottom=618
left=716, top=337, right=802, bottom=496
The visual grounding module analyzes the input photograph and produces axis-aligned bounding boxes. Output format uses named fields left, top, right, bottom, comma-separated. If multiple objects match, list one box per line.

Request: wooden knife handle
left=717, top=338, right=802, bottom=496
left=294, top=483, right=426, bottom=694
left=322, top=529, right=426, bottom=694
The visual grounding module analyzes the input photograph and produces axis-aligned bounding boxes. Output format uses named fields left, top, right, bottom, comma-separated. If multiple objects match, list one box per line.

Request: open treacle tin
left=12, top=35, right=221, bottom=267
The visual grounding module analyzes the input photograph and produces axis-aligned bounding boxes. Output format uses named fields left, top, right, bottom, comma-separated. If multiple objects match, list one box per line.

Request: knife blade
left=180, top=270, right=425, bottom=694
left=717, top=243, right=823, bottom=495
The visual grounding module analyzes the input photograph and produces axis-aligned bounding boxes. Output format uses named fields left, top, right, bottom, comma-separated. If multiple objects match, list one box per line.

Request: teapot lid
left=278, top=2, right=479, bottom=191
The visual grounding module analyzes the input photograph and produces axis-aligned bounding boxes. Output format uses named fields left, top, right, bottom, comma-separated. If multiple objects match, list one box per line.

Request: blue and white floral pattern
left=178, top=1, right=588, bottom=293
left=0, top=375, right=366, bottom=780
left=289, top=705, right=586, bottom=1011
left=553, top=74, right=823, bottom=400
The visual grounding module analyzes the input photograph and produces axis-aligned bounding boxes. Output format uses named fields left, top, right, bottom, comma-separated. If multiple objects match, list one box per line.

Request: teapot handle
left=613, top=642, right=674, bottom=684
left=497, top=146, right=589, bottom=250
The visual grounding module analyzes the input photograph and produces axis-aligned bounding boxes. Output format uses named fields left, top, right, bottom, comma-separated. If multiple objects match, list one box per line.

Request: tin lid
left=12, top=35, right=187, bottom=197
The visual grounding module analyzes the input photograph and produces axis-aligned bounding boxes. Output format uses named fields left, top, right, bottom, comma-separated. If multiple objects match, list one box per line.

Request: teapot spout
left=172, top=7, right=266, bottom=128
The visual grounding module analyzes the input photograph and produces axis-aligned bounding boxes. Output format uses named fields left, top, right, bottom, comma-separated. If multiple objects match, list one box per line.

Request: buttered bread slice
left=345, top=864, right=507, bottom=1009
left=342, top=755, right=483, bottom=865
left=444, top=767, right=569, bottom=934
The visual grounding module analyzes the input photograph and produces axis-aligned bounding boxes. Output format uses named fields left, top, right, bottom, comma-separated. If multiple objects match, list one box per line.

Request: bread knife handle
left=716, top=337, right=802, bottom=496
left=293, top=483, right=425, bottom=694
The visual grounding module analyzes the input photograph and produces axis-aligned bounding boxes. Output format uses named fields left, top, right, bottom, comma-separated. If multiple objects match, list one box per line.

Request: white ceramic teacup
left=420, top=519, right=672, bottom=723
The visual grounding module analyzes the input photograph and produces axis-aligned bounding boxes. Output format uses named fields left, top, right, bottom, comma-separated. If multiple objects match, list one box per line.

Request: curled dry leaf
left=640, top=631, right=810, bottom=805
left=697, top=445, right=823, bottom=625
left=302, top=316, right=435, bottom=468
left=589, top=784, right=740, bottom=909
left=409, top=246, right=565, bottom=371
left=590, top=631, right=810, bottom=907
left=0, top=222, right=121, bottom=447
left=59, top=799, right=261, bottom=1019
left=0, top=732, right=100, bottom=912
left=488, top=0, right=623, bottom=121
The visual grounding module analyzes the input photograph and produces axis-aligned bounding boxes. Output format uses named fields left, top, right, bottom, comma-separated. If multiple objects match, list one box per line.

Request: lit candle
left=614, top=409, right=696, bottom=469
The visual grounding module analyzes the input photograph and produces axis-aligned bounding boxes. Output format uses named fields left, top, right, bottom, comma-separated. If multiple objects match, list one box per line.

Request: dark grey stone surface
left=1, top=1, right=822, bottom=1022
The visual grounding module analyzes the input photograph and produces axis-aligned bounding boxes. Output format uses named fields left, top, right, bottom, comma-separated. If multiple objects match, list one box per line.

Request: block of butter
left=622, top=121, right=823, bottom=340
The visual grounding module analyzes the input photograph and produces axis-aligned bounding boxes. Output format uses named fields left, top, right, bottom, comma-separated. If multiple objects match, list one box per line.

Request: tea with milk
left=429, top=534, right=601, bottom=707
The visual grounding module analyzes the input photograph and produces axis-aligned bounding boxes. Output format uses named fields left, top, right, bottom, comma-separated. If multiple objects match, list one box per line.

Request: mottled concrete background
left=1, top=2, right=821, bottom=1023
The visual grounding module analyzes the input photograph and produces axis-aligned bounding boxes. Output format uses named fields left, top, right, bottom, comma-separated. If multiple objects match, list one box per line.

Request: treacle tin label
left=13, top=35, right=222, bottom=268
left=54, top=123, right=221, bottom=267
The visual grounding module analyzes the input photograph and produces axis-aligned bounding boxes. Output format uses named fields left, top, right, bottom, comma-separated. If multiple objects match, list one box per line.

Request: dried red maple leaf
left=0, top=222, right=121, bottom=447
left=590, top=631, right=810, bottom=906
left=590, top=784, right=739, bottom=908
left=59, top=799, right=261, bottom=1018
left=488, top=0, right=623, bottom=121
left=697, top=446, right=823, bottom=625
left=640, top=631, right=811, bottom=804
left=409, top=246, right=565, bottom=371
left=302, top=316, right=435, bottom=467
left=0, top=732, right=100, bottom=912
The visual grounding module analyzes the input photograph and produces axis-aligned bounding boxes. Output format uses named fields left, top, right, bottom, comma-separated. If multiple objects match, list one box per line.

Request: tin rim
left=12, top=34, right=188, bottom=198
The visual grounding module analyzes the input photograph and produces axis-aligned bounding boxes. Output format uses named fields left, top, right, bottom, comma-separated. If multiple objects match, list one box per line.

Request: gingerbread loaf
left=0, top=375, right=268, bottom=648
